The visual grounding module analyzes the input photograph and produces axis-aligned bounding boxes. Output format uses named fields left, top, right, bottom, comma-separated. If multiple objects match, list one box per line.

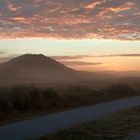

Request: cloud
left=52, top=54, right=140, bottom=61
left=52, top=55, right=90, bottom=60
left=100, top=54, right=140, bottom=57
left=0, top=0, right=139, bottom=40
left=0, top=51, right=6, bottom=54
left=60, top=61, right=103, bottom=66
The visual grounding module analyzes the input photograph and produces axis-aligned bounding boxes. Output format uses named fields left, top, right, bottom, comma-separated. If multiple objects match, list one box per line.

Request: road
left=130, top=134, right=140, bottom=140
left=0, top=96, right=140, bottom=140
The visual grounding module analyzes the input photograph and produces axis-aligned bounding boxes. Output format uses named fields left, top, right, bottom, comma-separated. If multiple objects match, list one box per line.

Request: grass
left=0, top=84, right=139, bottom=125
left=37, top=106, right=140, bottom=140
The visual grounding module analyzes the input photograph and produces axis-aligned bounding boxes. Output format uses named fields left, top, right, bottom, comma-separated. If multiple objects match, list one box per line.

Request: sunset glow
left=0, top=0, right=140, bottom=72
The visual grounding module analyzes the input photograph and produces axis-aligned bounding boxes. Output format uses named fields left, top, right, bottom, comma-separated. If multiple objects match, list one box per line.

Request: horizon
left=0, top=53, right=140, bottom=73
left=0, top=0, right=140, bottom=72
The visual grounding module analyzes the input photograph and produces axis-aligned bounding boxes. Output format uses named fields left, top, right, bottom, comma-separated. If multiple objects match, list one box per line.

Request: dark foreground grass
left=37, top=106, right=140, bottom=140
left=0, top=84, right=139, bottom=125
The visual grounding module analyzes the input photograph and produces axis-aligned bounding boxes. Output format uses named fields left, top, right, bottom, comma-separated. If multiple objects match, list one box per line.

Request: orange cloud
left=0, top=0, right=139, bottom=40
left=109, top=2, right=135, bottom=13
left=8, top=3, right=18, bottom=11
left=84, top=1, right=103, bottom=9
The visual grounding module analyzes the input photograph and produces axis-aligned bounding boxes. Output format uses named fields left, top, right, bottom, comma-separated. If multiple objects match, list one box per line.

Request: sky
left=0, top=0, right=140, bottom=72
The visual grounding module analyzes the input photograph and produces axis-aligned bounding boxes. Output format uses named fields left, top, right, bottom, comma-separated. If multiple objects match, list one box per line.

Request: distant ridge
left=2, top=54, right=74, bottom=71
left=0, top=54, right=80, bottom=86
left=0, top=54, right=139, bottom=87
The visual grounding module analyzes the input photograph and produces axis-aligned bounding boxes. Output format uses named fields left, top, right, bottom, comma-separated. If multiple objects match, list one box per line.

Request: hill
left=0, top=54, right=79, bottom=86
left=0, top=54, right=139, bottom=87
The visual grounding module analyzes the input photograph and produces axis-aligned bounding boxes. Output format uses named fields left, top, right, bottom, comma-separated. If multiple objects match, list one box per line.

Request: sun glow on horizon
left=0, top=37, right=139, bottom=72
left=0, top=0, right=140, bottom=72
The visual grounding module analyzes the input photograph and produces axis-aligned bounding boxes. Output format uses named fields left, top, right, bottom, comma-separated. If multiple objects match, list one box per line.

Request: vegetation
left=0, top=84, right=139, bottom=125
left=37, top=106, right=140, bottom=140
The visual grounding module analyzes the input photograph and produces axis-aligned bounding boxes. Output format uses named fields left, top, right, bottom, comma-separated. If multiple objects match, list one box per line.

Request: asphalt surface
left=130, top=134, right=140, bottom=140
left=0, top=96, right=140, bottom=140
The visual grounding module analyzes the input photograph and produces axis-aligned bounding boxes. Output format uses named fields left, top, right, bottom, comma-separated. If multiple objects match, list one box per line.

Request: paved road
left=130, top=134, right=140, bottom=140
left=0, top=96, right=140, bottom=140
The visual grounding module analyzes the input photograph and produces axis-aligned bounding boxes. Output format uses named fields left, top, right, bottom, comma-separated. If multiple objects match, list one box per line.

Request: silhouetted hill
left=0, top=54, right=79, bottom=86
left=0, top=54, right=139, bottom=87
left=1, top=54, right=74, bottom=71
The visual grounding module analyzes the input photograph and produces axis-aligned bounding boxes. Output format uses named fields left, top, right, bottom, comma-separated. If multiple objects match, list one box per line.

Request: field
left=0, top=84, right=139, bottom=125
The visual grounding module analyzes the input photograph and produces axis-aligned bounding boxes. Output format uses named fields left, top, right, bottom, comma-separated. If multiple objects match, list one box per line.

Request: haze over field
left=0, top=54, right=139, bottom=88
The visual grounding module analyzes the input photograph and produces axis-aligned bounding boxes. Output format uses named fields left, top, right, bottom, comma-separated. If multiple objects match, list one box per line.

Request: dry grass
left=0, top=84, right=139, bottom=125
